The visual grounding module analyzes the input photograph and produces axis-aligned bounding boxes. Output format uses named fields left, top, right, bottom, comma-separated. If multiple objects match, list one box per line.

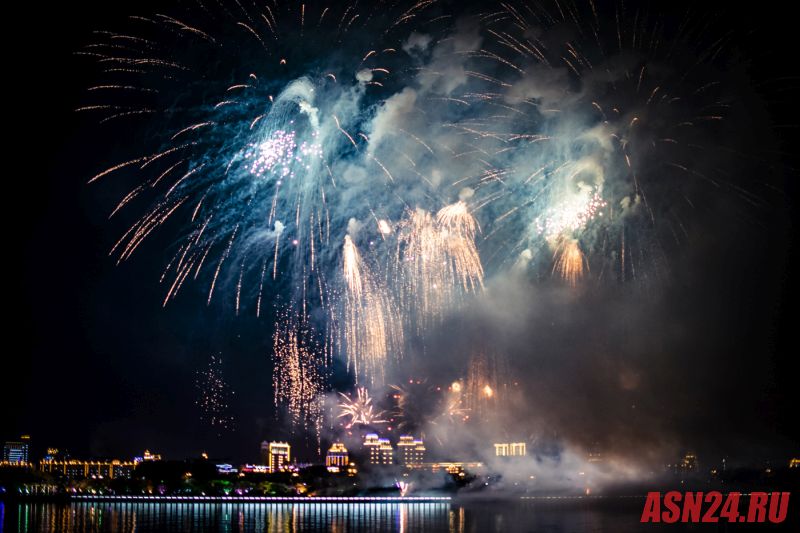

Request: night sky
left=3, top=0, right=798, bottom=466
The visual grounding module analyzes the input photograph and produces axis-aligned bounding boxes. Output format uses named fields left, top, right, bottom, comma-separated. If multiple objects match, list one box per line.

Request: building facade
left=261, top=441, right=291, bottom=472
left=363, top=434, right=394, bottom=466
left=397, top=436, right=425, bottom=466
left=3, top=435, right=31, bottom=465
left=494, top=442, right=527, bottom=457
left=326, top=442, right=349, bottom=467
left=39, top=459, right=135, bottom=480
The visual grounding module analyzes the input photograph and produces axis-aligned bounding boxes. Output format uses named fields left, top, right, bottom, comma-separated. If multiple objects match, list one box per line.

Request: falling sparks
left=396, top=203, right=484, bottom=331
left=273, top=311, right=324, bottom=431
left=195, top=354, right=236, bottom=435
left=553, top=238, right=587, bottom=286
left=341, top=235, right=402, bottom=386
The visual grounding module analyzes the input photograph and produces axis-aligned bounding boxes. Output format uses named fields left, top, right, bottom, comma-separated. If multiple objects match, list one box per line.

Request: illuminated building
left=240, top=464, right=270, bottom=474
left=494, top=442, right=526, bottom=457
left=215, top=464, right=237, bottom=474
left=363, top=434, right=393, bottom=465
left=133, top=449, right=162, bottom=463
left=39, top=459, right=135, bottom=479
left=680, top=452, right=698, bottom=473
left=3, top=435, right=31, bottom=465
left=261, top=441, right=291, bottom=472
left=397, top=436, right=425, bottom=467
left=43, top=448, right=64, bottom=462
left=326, top=442, right=349, bottom=468
left=427, top=462, right=484, bottom=474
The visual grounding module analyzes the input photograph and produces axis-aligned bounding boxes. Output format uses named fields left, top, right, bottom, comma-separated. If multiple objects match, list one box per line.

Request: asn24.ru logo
left=641, top=492, right=789, bottom=523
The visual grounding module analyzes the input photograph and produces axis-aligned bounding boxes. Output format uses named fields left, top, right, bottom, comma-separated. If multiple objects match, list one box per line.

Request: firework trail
left=464, top=352, right=506, bottom=419
left=340, top=235, right=402, bottom=385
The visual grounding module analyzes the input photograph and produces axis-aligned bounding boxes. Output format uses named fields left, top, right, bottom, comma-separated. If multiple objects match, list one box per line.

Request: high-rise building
left=494, top=442, right=526, bottom=457
left=3, top=435, right=31, bottom=465
left=378, top=438, right=393, bottom=465
left=326, top=443, right=349, bottom=467
left=363, top=434, right=394, bottom=465
left=363, top=434, right=381, bottom=464
left=261, top=441, right=291, bottom=472
left=397, top=436, right=425, bottom=467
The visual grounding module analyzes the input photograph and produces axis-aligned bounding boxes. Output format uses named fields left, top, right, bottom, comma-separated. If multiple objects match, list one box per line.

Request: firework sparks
left=535, top=188, right=607, bottom=240
left=273, top=310, right=325, bottom=433
left=341, top=235, right=402, bottom=385
left=396, top=202, right=484, bottom=332
left=195, top=354, right=236, bottom=435
left=553, top=238, right=587, bottom=286
left=337, top=387, right=387, bottom=428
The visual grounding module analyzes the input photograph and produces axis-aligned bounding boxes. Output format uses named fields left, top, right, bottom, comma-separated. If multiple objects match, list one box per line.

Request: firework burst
left=337, top=387, right=387, bottom=429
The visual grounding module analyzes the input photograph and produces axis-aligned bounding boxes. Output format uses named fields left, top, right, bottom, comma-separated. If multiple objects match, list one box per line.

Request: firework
left=340, top=235, right=402, bottom=385
left=337, top=387, right=387, bottom=429
left=273, top=310, right=325, bottom=433
left=465, top=353, right=506, bottom=418
left=535, top=186, right=608, bottom=241
left=195, top=354, right=236, bottom=435
left=395, top=202, right=484, bottom=332
left=389, top=380, right=470, bottom=434
left=84, top=0, right=746, bottom=430
left=553, top=238, right=587, bottom=286
left=437, top=388, right=471, bottom=425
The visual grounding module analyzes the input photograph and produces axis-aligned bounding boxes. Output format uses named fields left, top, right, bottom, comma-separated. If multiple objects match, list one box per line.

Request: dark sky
left=3, top=0, right=798, bottom=465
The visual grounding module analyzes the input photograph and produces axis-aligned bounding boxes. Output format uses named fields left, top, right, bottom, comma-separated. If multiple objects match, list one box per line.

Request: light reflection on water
left=0, top=500, right=647, bottom=532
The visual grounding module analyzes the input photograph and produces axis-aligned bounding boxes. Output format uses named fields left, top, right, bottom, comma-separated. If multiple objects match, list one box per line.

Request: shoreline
left=1, top=494, right=453, bottom=504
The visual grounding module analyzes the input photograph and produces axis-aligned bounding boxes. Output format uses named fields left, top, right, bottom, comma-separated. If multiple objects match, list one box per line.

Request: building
left=426, top=462, right=484, bottom=475
left=240, top=464, right=270, bottom=474
left=132, top=450, right=162, bottom=463
left=3, top=435, right=31, bottom=465
left=494, top=442, right=526, bottom=457
left=363, top=434, right=394, bottom=466
left=43, top=448, right=65, bottom=462
left=142, top=450, right=161, bottom=461
left=215, top=464, right=238, bottom=474
left=326, top=442, right=349, bottom=468
left=39, top=459, right=135, bottom=480
left=679, top=452, right=698, bottom=473
left=261, top=441, right=291, bottom=472
left=397, top=436, right=425, bottom=467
